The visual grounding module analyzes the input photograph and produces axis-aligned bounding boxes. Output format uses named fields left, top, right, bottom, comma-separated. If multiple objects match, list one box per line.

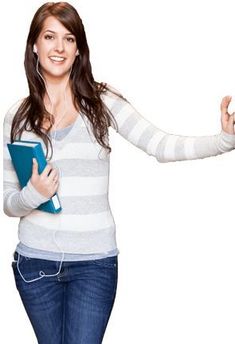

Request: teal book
left=7, top=140, right=62, bottom=214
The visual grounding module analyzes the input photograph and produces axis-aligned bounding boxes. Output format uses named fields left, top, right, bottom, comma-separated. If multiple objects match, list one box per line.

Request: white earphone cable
left=17, top=56, right=72, bottom=283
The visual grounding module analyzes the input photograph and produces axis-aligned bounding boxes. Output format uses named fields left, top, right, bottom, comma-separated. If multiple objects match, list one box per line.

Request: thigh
left=65, top=256, right=118, bottom=344
left=11, top=251, right=64, bottom=344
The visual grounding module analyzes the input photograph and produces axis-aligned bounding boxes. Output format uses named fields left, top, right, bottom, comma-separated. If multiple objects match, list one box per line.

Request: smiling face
left=35, top=16, right=78, bottom=81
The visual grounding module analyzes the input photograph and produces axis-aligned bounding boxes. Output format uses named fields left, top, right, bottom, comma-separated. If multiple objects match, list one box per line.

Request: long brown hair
left=10, top=2, right=125, bottom=159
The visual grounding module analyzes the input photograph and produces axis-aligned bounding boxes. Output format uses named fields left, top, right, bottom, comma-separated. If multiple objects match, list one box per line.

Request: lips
left=49, top=56, right=66, bottom=63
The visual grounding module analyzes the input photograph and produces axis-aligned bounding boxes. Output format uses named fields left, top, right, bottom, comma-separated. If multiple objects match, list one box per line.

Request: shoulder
left=100, top=83, right=127, bottom=104
left=4, top=98, right=26, bottom=123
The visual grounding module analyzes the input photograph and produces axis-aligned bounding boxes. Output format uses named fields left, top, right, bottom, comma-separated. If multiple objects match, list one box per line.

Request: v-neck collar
left=48, top=111, right=85, bottom=142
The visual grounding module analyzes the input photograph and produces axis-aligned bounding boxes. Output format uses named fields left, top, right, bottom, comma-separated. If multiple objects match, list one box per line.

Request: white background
left=1, top=1, right=235, bottom=343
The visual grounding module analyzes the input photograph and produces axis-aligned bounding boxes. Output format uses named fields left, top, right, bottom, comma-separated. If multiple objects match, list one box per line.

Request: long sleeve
left=3, top=100, right=50, bottom=218
left=102, top=85, right=235, bottom=162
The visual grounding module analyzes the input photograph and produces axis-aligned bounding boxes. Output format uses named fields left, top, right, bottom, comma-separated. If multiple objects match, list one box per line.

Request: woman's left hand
left=220, top=96, right=235, bottom=134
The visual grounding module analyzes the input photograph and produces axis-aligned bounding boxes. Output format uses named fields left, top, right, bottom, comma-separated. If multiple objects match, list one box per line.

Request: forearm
left=3, top=180, right=50, bottom=217
left=155, top=129, right=235, bottom=163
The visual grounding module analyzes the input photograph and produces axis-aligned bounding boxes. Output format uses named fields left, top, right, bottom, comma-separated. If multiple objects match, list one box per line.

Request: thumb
left=32, top=158, right=38, bottom=175
left=229, top=112, right=235, bottom=125
left=225, top=112, right=235, bottom=134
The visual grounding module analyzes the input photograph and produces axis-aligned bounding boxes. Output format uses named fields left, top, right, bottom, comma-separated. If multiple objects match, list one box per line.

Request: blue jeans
left=11, top=251, right=118, bottom=344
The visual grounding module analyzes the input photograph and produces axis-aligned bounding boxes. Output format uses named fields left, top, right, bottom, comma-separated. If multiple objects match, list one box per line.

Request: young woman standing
left=3, top=2, right=235, bottom=343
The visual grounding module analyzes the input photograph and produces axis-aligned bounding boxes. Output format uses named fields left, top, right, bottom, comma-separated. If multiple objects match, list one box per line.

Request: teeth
left=50, top=56, right=65, bottom=61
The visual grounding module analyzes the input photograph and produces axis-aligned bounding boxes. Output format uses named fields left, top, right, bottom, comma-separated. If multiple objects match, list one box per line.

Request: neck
left=43, top=74, right=72, bottom=106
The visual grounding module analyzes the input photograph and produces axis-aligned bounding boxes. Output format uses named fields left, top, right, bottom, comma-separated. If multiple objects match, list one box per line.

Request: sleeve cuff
left=20, top=180, right=50, bottom=209
left=218, top=129, right=235, bottom=152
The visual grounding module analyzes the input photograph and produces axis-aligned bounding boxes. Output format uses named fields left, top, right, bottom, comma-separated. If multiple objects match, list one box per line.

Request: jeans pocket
left=91, top=256, right=118, bottom=269
left=11, top=251, right=18, bottom=268
left=11, top=251, right=31, bottom=269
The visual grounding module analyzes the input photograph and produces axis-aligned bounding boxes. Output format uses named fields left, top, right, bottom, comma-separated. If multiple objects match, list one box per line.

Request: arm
left=101, top=85, right=235, bottom=163
left=3, top=101, right=50, bottom=217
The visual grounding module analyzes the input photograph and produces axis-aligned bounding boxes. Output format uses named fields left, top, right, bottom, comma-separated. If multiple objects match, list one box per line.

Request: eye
left=44, top=34, right=54, bottom=40
left=67, top=37, right=75, bottom=43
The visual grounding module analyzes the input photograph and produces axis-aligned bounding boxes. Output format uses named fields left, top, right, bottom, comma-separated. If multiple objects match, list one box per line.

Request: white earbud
left=33, top=44, right=38, bottom=54
left=75, top=50, right=79, bottom=56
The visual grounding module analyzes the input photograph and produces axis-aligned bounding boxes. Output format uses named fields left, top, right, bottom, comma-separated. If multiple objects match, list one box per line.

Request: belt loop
left=13, top=251, right=18, bottom=261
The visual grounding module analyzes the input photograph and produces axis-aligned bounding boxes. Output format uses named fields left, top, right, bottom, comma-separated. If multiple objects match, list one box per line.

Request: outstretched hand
left=220, top=96, right=235, bottom=134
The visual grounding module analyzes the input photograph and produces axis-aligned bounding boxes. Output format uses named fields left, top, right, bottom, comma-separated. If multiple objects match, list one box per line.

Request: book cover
left=7, top=140, right=62, bottom=214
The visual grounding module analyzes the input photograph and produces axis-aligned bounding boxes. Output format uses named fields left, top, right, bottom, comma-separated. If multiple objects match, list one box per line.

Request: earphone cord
left=36, top=56, right=72, bottom=141
left=16, top=57, right=72, bottom=283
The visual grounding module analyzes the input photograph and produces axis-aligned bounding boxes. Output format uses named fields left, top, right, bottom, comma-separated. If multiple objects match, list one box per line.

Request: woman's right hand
left=30, top=158, right=60, bottom=198
left=220, top=96, right=235, bottom=135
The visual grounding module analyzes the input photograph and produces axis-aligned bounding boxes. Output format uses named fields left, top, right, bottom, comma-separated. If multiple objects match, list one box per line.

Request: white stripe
left=3, top=169, right=18, bottom=183
left=60, top=211, right=115, bottom=231
left=163, top=135, right=179, bottom=160
left=101, top=94, right=116, bottom=108
left=127, top=119, right=150, bottom=145
left=21, top=211, right=60, bottom=230
left=184, top=137, right=196, bottom=159
left=4, top=122, right=11, bottom=134
left=112, top=103, right=134, bottom=127
left=4, top=170, right=109, bottom=196
left=59, top=175, right=108, bottom=197
left=4, top=140, right=106, bottom=161
left=23, top=209, right=115, bottom=231
left=146, top=131, right=166, bottom=155
left=5, top=142, right=105, bottom=161
left=4, top=146, right=11, bottom=158
left=53, top=142, right=103, bottom=160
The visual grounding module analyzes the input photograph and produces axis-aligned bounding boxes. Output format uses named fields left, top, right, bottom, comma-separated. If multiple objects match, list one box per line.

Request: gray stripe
left=138, top=124, right=157, bottom=151
left=3, top=136, right=10, bottom=145
left=155, top=135, right=168, bottom=161
left=16, top=241, right=119, bottom=262
left=53, top=159, right=109, bottom=177
left=50, top=126, right=93, bottom=143
left=174, top=136, right=187, bottom=161
left=60, top=194, right=109, bottom=215
left=4, top=118, right=14, bottom=126
left=110, top=97, right=126, bottom=114
left=4, top=180, right=20, bottom=188
left=3, top=159, right=14, bottom=170
left=50, top=125, right=74, bottom=140
left=4, top=157, right=109, bottom=177
left=194, top=136, right=217, bottom=157
left=118, top=112, right=140, bottom=136
left=19, top=219, right=117, bottom=254
left=4, top=125, right=95, bottom=145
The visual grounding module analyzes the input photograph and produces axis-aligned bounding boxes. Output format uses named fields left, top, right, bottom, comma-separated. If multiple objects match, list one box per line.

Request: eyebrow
left=43, top=29, right=75, bottom=36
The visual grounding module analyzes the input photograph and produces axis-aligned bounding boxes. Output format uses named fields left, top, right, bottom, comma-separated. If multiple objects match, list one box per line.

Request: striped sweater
left=3, top=85, right=235, bottom=258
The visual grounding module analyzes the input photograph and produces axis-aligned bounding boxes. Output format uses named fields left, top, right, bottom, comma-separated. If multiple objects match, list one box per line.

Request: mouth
left=49, top=56, right=66, bottom=64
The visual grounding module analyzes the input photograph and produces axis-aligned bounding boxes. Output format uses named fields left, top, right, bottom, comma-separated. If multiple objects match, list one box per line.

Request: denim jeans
left=11, top=251, right=118, bottom=344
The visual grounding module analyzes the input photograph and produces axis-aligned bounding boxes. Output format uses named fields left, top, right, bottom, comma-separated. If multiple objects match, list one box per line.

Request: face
left=35, top=16, right=78, bottom=80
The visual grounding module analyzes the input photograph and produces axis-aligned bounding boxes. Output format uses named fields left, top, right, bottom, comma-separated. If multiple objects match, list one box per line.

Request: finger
left=32, top=158, right=39, bottom=176
left=223, top=112, right=235, bottom=134
left=47, top=169, right=59, bottom=181
left=229, top=112, right=235, bottom=126
left=220, top=95, right=232, bottom=116
left=53, top=180, right=59, bottom=189
left=41, top=164, right=53, bottom=177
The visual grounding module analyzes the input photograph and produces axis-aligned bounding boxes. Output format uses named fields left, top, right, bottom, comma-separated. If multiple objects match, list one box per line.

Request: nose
left=54, top=38, right=65, bottom=53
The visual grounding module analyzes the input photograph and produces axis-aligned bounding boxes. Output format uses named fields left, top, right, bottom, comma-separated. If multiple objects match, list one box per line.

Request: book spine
left=34, top=144, right=47, bottom=174
left=34, top=145, right=62, bottom=213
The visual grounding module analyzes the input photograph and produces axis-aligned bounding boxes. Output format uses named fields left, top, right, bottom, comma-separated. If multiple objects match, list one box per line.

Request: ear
left=33, top=44, right=38, bottom=54
left=75, top=50, right=79, bottom=56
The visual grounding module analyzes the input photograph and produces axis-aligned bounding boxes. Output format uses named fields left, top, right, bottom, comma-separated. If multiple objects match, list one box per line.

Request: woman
left=3, top=2, right=235, bottom=344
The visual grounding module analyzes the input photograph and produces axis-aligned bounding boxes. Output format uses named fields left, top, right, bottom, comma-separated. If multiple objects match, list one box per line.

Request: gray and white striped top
left=3, top=84, right=235, bottom=260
